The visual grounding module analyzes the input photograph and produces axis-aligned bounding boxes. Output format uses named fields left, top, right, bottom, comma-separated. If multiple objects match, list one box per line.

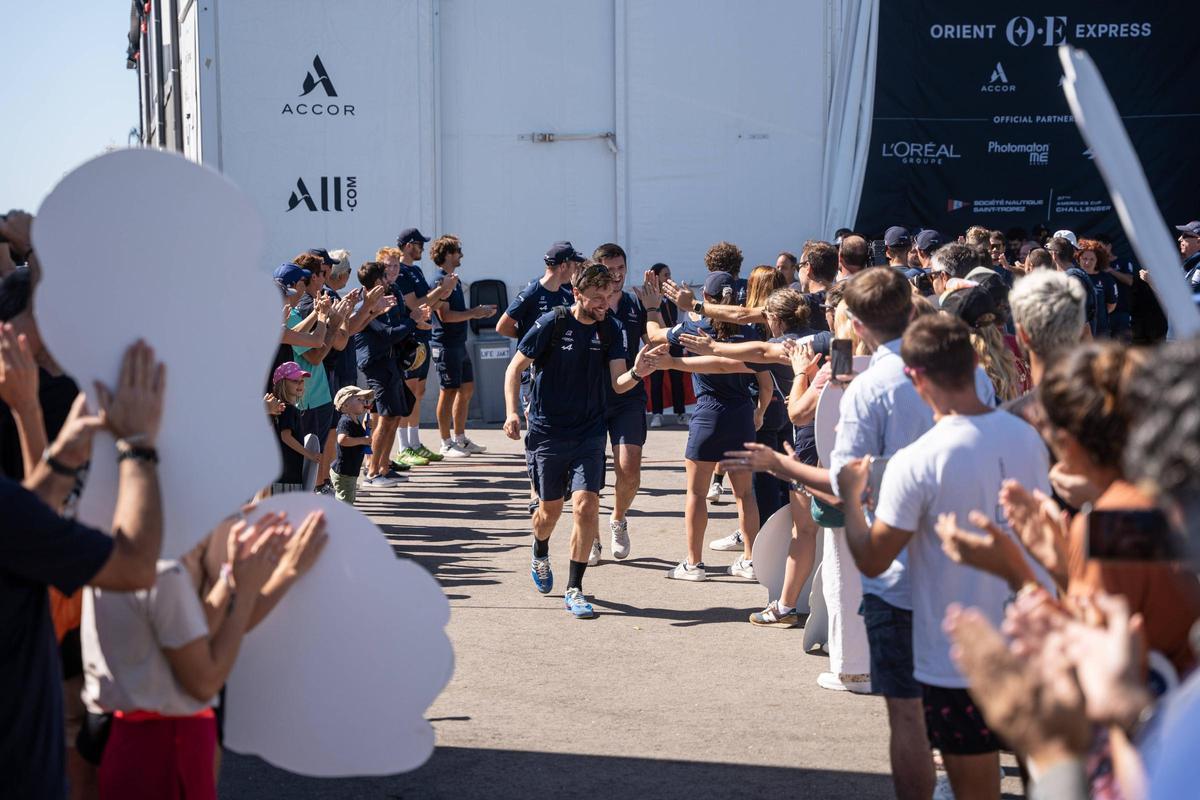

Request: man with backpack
left=502, top=264, right=666, bottom=619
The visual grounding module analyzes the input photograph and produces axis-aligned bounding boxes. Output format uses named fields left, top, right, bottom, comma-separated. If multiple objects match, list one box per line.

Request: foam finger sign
left=32, top=149, right=278, bottom=556
left=223, top=493, right=454, bottom=776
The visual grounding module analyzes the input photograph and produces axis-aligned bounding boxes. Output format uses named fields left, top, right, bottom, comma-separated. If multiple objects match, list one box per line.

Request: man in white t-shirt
left=836, top=313, right=1051, bottom=800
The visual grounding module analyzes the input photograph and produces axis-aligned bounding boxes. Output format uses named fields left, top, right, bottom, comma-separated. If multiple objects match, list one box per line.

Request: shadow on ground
left=219, top=745, right=895, bottom=800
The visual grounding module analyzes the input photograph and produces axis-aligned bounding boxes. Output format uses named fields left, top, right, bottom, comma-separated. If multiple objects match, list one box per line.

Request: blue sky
left=2, top=4, right=140, bottom=212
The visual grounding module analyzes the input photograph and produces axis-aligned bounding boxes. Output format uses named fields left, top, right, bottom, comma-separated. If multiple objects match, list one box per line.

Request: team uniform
left=394, top=263, right=434, bottom=381
left=431, top=269, right=473, bottom=389
left=504, top=278, right=575, bottom=411
left=518, top=309, right=626, bottom=501
left=605, top=289, right=649, bottom=448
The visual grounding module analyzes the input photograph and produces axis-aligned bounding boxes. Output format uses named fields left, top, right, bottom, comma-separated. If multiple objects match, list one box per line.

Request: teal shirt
left=288, top=308, right=332, bottom=410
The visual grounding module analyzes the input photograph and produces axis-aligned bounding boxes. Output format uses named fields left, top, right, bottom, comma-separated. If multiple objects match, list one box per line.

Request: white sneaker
left=706, top=481, right=725, bottom=504
left=439, top=441, right=471, bottom=459
left=588, top=539, right=602, bottom=566
left=364, top=474, right=403, bottom=488
left=610, top=518, right=630, bottom=559
left=676, top=413, right=690, bottom=425
left=649, top=413, right=663, bottom=428
left=456, top=436, right=487, bottom=454
left=709, top=529, right=743, bottom=551
left=728, top=557, right=755, bottom=579
left=666, top=561, right=707, bottom=581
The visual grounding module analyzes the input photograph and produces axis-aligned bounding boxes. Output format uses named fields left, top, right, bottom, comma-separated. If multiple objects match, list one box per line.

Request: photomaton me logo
left=287, top=177, right=357, bottom=212
left=282, top=55, right=356, bottom=116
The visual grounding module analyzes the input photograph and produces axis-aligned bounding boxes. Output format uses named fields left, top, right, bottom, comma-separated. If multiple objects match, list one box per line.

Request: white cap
left=1052, top=229, right=1079, bottom=249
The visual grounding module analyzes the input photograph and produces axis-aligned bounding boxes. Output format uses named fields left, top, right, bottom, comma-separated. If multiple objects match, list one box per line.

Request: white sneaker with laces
left=610, top=518, right=630, bottom=559
left=439, top=441, right=471, bottom=459
left=706, top=481, right=725, bottom=504
left=728, top=557, right=755, bottom=579
left=456, top=436, right=486, bottom=454
left=588, top=539, right=602, bottom=566
left=649, top=413, right=663, bottom=428
left=709, top=529, right=743, bottom=551
left=666, top=561, right=707, bottom=581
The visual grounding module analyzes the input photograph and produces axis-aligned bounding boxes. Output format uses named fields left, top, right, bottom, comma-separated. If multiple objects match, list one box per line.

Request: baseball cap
left=1052, top=229, right=1079, bottom=249
left=272, top=361, right=311, bottom=383
left=703, top=271, right=736, bottom=297
left=273, top=262, right=311, bottom=287
left=307, top=247, right=336, bottom=266
left=544, top=241, right=586, bottom=265
left=334, top=385, right=375, bottom=411
left=915, top=229, right=943, bottom=252
left=884, top=226, right=911, bottom=247
left=940, top=285, right=999, bottom=329
left=0, top=267, right=33, bottom=322
left=1175, top=221, right=1200, bottom=237
left=396, top=228, right=431, bottom=246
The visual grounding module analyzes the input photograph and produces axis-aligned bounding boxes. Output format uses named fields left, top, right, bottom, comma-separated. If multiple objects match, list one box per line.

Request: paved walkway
left=220, top=426, right=1022, bottom=799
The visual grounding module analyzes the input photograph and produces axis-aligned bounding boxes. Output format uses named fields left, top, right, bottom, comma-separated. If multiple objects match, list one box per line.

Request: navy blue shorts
left=362, top=359, right=411, bottom=418
left=684, top=400, right=755, bottom=462
left=299, top=402, right=334, bottom=443
left=404, top=341, right=432, bottom=381
left=606, top=398, right=647, bottom=448
left=525, top=431, right=606, bottom=502
left=860, top=593, right=920, bottom=699
left=436, top=344, right=475, bottom=389
left=921, top=683, right=1005, bottom=755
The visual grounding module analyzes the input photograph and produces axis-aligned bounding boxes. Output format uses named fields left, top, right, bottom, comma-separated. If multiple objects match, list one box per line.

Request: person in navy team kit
left=644, top=271, right=773, bottom=583
left=590, top=243, right=648, bottom=566
left=502, top=263, right=666, bottom=620
left=427, top=234, right=496, bottom=459
left=392, top=227, right=458, bottom=466
left=496, top=241, right=584, bottom=511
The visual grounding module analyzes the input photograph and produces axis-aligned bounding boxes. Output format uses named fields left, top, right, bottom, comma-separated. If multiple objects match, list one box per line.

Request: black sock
left=533, top=537, right=549, bottom=558
left=568, top=559, right=587, bottom=591
left=712, top=473, right=726, bottom=487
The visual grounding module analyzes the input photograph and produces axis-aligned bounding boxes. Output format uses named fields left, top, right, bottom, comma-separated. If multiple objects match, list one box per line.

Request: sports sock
left=568, top=559, right=587, bottom=591
left=409, top=425, right=422, bottom=449
left=442, top=437, right=454, bottom=448
left=777, top=602, right=796, bottom=615
left=533, top=537, right=549, bottom=558
left=712, top=472, right=726, bottom=486
left=398, top=427, right=411, bottom=450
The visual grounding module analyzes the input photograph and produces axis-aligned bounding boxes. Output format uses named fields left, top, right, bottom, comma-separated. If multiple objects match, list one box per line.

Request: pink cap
left=272, top=361, right=311, bottom=383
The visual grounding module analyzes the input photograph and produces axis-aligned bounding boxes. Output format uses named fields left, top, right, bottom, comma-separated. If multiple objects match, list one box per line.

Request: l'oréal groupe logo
left=287, top=177, right=357, bottom=212
left=282, top=55, right=355, bottom=117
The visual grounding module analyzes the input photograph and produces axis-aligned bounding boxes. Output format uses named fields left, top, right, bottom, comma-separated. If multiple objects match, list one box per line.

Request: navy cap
left=544, top=241, right=586, bottom=265
left=884, top=226, right=911, bottom=247
left=1175, top=221, right=1200, bottom=237
left=307, top=247, right=336, bottom=266
left=940, top=285, right=999, bottom=329
left=396, top=228, right=431, bottom=246
left=273, top=262, right=312, bottom=287
left=915, top=229, right=943, bottom=252
left=703, top=271, right=736, bottom=297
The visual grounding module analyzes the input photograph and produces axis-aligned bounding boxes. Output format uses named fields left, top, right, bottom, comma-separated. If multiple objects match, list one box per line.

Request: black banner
left=854, top=3, right=1200, bottom=256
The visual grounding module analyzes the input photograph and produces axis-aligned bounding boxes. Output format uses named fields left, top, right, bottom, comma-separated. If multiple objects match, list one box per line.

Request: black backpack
left=532, top=305, right=612, bottom=373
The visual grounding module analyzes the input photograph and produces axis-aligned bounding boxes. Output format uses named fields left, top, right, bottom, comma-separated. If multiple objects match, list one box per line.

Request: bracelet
left=116, top=445, right=159, bottom=464
left=42, top=449, right=85, bottom=477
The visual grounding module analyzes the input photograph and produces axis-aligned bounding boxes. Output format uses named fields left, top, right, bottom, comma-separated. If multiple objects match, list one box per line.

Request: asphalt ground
left=220, top=425, right=1024, bottom=799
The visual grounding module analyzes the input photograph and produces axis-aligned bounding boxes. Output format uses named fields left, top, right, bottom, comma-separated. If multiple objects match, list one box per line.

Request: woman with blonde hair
left=939, top=285, right=1021, bottom=402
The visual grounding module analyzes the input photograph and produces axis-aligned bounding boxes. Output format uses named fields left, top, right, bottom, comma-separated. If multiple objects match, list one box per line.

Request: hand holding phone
left=830, top=338, right=853, bottom=382
left=1085, top=508, right=1187, bottom=561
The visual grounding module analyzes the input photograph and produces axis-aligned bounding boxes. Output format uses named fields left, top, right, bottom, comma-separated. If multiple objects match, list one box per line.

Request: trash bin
left=470, top=335, right=514, bottom=423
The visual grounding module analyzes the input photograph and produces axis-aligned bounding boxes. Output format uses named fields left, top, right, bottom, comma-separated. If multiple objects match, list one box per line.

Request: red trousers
left=98, top=711, right=217, bottom=800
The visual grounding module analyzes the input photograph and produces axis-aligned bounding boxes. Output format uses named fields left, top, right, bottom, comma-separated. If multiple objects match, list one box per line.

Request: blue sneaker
left=531, top=554, right=553, bottom=594
left=563, top=588, right=595, bottom=619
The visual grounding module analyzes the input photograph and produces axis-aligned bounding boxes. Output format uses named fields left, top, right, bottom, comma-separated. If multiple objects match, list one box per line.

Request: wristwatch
left=692, top=299, right=704, bottom=314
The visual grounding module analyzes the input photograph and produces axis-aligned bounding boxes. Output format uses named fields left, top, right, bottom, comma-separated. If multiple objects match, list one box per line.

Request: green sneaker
left=416, top=444, right=443, bottom=462
left=396, top=448, right=430, bottom=467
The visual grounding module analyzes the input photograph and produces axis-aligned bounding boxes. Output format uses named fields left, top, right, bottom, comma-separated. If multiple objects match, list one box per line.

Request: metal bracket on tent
left=519, top=131, right=618, bottom=154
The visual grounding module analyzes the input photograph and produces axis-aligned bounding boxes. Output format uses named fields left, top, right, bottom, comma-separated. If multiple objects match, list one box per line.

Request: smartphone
left=830, top=338, right=853, bottom=379
left=1085, top=508, right=1188, bottom=561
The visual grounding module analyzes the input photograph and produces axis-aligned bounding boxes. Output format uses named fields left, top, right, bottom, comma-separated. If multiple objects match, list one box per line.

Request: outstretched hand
left=678, top=329, right=716, bottom=356
left=719, top=442, right=783, bottom=476
left=0, top=322, right=39, bottom=413
left=935, top=510, right=1030, bottom=589
left=95, top=340, right=167, bottom=447
left=633, top=270, right=663, bottom=309
left=632, top=343, right=669, bottom=377
left=662, top=279, right=696, bottom=312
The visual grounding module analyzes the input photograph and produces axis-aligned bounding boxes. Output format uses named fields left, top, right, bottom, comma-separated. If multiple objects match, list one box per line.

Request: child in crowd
left=331, top=386, right=375, bottom=504
left=271, top=361, right=317, bottom=493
